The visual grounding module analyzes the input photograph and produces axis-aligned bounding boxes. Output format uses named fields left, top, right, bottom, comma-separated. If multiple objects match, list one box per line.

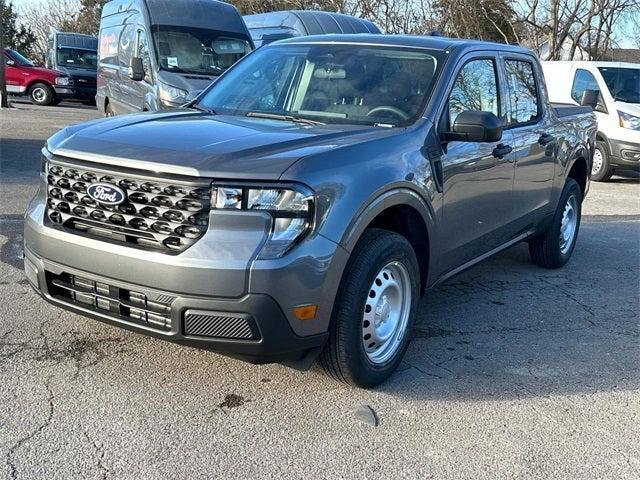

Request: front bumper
left=24, top=182, right=344, bottom=364
left=609, top=138, right=640, bottom=170
left=24, top=248, right=326, bottom=364
left=53, top=86, right=75, bottom=99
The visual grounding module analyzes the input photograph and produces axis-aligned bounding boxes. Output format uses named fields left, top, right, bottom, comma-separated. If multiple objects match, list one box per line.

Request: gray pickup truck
left=24, top=35, right=596, bottom=387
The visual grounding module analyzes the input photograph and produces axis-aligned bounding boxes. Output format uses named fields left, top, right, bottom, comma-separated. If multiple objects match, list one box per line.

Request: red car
left=4, top=48, right=74, bottom=106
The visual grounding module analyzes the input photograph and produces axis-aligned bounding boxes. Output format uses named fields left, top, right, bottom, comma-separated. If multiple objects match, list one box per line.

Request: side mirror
left=443, top=110, right=503, bottom=143
left=581, top=89, right=607, bottom=114
left=6, top=59, right=15, bottom=66
left=128, top=57, right=144, bottom=81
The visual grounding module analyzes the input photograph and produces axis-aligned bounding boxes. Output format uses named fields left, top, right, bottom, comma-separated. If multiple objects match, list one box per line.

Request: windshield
left=56, top=47, right=97, bottom=70
left=7, top=49, right=34, bottom=67
left=598, top=67, right=640, bottom=104
left=151, top=25, right=250, bottom=76
left=197, top=43, right=440, bottom=126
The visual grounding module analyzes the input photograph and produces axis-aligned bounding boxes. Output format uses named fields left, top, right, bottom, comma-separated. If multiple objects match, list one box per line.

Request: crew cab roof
left=273, top=33, right=536, bottom=56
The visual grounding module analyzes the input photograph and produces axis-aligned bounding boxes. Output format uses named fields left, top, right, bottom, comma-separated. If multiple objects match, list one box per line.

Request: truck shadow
left=381, top=216, right=639, bottom=399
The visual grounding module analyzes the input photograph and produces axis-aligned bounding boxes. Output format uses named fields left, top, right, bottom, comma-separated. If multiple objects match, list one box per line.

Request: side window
left=448, top=59, right=499, bottom=126
left=505, top=60, right=540, bottom=126
left=136, top=30, right=152, bottom=82
left=119, top=24, right=136, bottom=68
left=571, top=69, right=599, bottom=104
left=99, top=26, right=120, bottom=66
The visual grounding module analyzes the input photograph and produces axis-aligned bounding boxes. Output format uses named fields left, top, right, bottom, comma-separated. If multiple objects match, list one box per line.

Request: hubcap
left=362, top=261, right=411, bottom=364
left=559, top=195, right=578, bottom=254
left=592, top=148, right=603, bottom=175
left=32, top=87, right=46, bottom=102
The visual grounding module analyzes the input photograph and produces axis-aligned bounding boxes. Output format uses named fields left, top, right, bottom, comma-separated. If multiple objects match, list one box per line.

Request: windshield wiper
left=246, top=112, right=325, bottom=126
left=187, top=102, right=216, bottom=114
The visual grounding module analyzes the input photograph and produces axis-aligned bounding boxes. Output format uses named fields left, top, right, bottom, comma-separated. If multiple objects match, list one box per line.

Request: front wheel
left=28, top=83, right=54, bottom=106
left=591, top=141, right=614, bottom=182
left=529, top=178, right=582, bottom=268
left=320, top=229, right=420, bottom=388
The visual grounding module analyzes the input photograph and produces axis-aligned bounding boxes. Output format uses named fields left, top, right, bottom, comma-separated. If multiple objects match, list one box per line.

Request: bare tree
left=515, top=0, right=640, bottom=60
left=18, top=0, right=81, bottom=64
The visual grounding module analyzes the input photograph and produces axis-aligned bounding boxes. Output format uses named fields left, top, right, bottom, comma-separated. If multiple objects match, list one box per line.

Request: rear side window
left=571, top=69, right=599, bottom=104
left=505, top=59, right=540, bottom=126
left=99, top=26, right=120, bottom=66
left=448, top=59, right=499, bottom=126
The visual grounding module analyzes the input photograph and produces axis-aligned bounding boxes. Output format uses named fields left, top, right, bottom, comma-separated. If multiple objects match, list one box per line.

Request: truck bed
left=552, top=103, right=593, bottom=118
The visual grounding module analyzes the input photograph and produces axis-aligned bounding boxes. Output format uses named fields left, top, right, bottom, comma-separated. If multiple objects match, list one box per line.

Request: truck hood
left=48, top=109, right=390, bottom=179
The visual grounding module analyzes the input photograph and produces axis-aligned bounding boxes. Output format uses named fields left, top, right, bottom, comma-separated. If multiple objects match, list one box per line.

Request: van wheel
left=529, top=178, right=582, bottom=269
left=591, top=141, right=614, bottom=182
left=28, top=83, right=54, bottom=106
left=105, top=102, right=115, bottom=117
left=320, top=229, right=420, bottom=388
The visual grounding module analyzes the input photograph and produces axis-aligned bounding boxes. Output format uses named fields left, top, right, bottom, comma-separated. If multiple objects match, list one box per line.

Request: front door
left=438, top=55, right=516, bottom=273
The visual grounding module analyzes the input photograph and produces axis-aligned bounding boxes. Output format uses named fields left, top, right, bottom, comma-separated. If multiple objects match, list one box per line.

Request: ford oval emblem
left=87, top=183, right=126, bottom=206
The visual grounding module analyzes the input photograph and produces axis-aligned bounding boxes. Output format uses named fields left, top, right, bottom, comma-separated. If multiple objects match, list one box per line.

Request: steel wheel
left=592, top=148, right=603, bottom=175
left=362, top=261, right=412, bottom=364
left=559, top=194, right=578, bottom=254
left=32, top=87, right=47, bottom=103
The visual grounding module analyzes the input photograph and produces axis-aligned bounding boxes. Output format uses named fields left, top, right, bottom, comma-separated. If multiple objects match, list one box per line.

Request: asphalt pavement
left=1, top=101, right=639, bottom=479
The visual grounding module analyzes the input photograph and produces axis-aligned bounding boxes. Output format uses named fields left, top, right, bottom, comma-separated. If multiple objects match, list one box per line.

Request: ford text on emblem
left=87, top=183, right=126, bottom=206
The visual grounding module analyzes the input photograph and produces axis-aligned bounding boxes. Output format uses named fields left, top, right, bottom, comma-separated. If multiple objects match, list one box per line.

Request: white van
left=542, top=61, right=639, bottom=181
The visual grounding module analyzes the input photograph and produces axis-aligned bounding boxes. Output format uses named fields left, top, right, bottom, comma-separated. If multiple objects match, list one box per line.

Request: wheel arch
left=567, top=156, right=588, bottom=198
left=339, top=189, right=435, bottom=294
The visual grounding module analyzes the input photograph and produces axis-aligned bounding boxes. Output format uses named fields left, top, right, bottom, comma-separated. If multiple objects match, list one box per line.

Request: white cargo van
left=542, top=61, right=639, bottom=181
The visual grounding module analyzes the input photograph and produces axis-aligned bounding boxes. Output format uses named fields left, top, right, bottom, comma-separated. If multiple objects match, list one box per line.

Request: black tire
left=105, top=101, right=115, bottom=117
left=320, top=228, right=420, bottom=388
left=529, top=178, right=582, bottom=269
left=591, top=141, right=614, bottom=182
left=28, top=83, right=54, bottom=106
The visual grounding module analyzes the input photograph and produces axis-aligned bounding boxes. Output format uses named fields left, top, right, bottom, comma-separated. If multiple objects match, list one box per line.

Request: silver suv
left=25, top=35, right=595, bottom=387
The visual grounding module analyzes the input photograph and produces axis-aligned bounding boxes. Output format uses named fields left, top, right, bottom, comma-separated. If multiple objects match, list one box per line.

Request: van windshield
left=598, top=67, right=640, bottom=104
left=56, top=47, right=98, bottom=70
left=151, top=25, right=251, bottom=76
left=197, top=43, right=440, bottom=126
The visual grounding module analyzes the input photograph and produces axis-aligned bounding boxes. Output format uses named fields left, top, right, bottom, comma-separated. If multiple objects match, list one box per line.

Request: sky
left=13, top=0, right=637, bottom=48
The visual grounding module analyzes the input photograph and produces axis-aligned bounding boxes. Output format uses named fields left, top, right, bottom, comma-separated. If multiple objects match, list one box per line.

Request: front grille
left=184, top=310, right=260, bottom=340
left=46, top=271, right=174, bottom=332
left=45, top=159, right=211, bottom=252
left=71, top=75, right=97, bottom=88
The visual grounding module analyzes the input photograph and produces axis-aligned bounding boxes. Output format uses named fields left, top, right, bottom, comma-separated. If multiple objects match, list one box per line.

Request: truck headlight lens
left=212, top=184, right=314, bottom=259
left=159, top=83, right=188, bottom=105
left=55, top=76, right=71, bottom=86
left=618, top=111, right=640, bottom=131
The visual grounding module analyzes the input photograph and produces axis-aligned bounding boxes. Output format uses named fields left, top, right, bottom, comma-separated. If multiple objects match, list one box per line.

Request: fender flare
left=338, top=187, right=437, bottom=284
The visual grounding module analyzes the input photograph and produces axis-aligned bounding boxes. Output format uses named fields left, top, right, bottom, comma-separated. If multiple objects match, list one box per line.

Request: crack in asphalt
left=0, top=214, right=24, bottom=271
left=5, top=376, right=54, bottom=480
left=83, top=431, right=110, bottom=480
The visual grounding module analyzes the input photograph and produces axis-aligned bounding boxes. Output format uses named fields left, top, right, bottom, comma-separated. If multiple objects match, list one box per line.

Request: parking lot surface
left=1, top=101, right=639, bottom=479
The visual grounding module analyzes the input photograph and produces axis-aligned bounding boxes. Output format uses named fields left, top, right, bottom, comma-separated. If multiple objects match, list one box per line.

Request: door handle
left=492, top=143, right=513, bottom=159
left=538, top=133, right=555, bottom=146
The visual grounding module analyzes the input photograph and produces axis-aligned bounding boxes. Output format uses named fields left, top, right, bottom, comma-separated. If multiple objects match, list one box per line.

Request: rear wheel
left=105, top=101, right=115, bottom=117
left=591, top=141, right=614, bottom=182
left=320, top=229, right=420, bottom=388
left=529, top=178, right=582, bottom=268
left=28, top=83, right=54, bottom=106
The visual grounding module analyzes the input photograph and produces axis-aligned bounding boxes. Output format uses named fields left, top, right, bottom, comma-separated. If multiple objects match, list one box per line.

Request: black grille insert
left=184, top=310, right=260, bottom=340
left=45, top=160, right=211, bottom=252
left=46, top=271, right=174, bottom=332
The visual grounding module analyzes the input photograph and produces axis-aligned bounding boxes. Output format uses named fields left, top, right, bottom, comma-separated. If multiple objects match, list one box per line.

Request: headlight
left=55, top=76, right=70, bottom=86
left=159, top=83, right=188, bottom=105
left=618, top=111, right=640, bottom=131
left=212, top=184, right=314, bottom=259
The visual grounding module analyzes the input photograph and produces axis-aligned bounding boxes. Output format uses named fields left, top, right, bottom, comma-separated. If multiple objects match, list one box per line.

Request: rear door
left=501, top=55, right=557, bottom=225
left=437, top=54, right=516, bottom=272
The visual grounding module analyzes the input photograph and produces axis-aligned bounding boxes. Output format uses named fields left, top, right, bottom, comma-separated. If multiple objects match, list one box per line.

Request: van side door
left=437, top=54, right=516, bottom=273
left=501, top=55, right=557, bottom=225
